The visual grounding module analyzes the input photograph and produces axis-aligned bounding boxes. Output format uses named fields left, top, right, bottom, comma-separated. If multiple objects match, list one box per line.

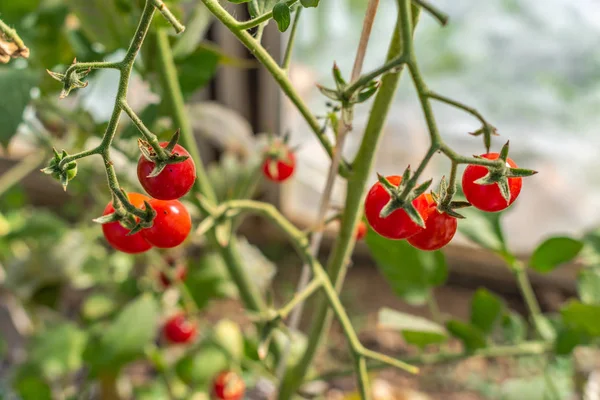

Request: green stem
left=426, top=290, right=443, bottom=324
left=0, top=151, right=45, bottom=198
left=278, top=277, right=323, bottom=319
left=0, top=18, right=29, bottom=58
left=237, top=0, right=299, bottom=30
left=282, top=6, right=302, bottom=71
left=200, top=0, right=351, bottom=177
left=98, top=374, right=120, bottom=400
left=427, top=91, right=489, bottom=126
left=151, top=0, right=186, bottom=33
left=279, top=7, right=421, bottom=398
left=343, top=54, right=408, bottom=97
left=411, top=0, right=448, bottom=25
left=119, top=100, right=169, bottom=159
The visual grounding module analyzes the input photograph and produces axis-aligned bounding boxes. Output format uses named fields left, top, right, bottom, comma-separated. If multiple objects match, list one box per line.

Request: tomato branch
left=237, top=0, right=299, bottom=30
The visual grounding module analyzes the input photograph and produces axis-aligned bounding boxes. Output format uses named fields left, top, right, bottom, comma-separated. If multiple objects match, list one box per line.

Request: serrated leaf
left=273, top=3, right=291, bottom=32
left=378, top=308, right=447, bottom=348
left=529, top=236, right=583, bottom=273
left=446, top=320, right=486, bottom=352
left=470, top=288, right=503, bottom=334
left=366, top=229, right=447, bottom=305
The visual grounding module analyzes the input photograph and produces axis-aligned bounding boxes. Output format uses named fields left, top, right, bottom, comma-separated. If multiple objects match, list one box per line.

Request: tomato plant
left=141, top=199, right=192, bottom=248
left=101, top=193, right=153, bottom=254
left=163, top=313, right=197, bottom=344
left=407, top=194, right=457, bottom=251
left=262, top=144, right=296, bottom=183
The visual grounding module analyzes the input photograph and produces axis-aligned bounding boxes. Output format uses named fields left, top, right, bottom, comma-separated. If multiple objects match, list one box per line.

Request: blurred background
left=0, top=0, right=599, bottom=399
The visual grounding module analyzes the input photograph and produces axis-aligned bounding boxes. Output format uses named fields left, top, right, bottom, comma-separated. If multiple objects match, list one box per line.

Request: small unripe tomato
left=462, top=153, right=522, bottom=212
left=355, top=221, right=367, bottom=241
left=163, top=313, right=197, bottom=344
left=137, top=142, right=196, bottom=200
left=101, top=193, right=152, bottom=254
left=262, top=146, right=296, bottom=183
left=141, top=199, right=191, bottom=248
left=212, top=370, right=245, bottom=400
left=407, top=194, right=457, bottom=251
left=364, top=175, right=430, bottom=240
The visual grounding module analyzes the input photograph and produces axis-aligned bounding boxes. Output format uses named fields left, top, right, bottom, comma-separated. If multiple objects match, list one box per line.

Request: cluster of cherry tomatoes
left=365, top=153, right=523, bottom=251
left=102, top=143, right=197, bottom=254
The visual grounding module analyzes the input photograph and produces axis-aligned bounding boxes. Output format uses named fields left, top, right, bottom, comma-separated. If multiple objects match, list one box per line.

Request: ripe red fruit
left=141, top=199, right=191, bottom=248
left=262, top=147, right=296, bottom=182
left=212, top=370, right=245, bottom=400
left=462, top=153, right=522, bottom=212
left=355, top=221, right=367, bottom=241
left=137, top=142, right=196, bottom=200
left=364, top=175, right=430, bottom=240
left=407, top=194, right=457, bottom=251
left=163, top=313, right=197, bottom=344
left=159, top=258, right=187, bottom=288
left=101, top=193, right=152, bottom=254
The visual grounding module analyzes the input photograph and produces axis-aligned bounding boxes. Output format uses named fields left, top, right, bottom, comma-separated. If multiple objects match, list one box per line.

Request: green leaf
left=175, top=344, right=229, bottom=386
left=28, top=323, right=86, bottom=380
left=13, top=372, right=52, bottom=400
left=578, top=268, right=600, bottom=304
left=82, top=294, right=116, bottom=321
left=0, top=68, right=36, bottom=148
left=554, top=327, right=586, bottom=355
left=501, top=312, right=526, bottom=344
left=83, top=294, right=159, bottom=374
left=300, top=0, right=319, bottom=7
left=457, top=206, right=506, bottom=254
left=446, top=320, right=486, bottom=352
left=470, top=288, right=503, bottom=334
left=529, top=236, right=583, bottom=273
left=176, top=46, right=220, bottom=99
left=272, top=3, right=291, bottom=32
left=185, top=252, right=237, bottom=309
left=366, top=228, right=447, bottom=305
left=378, top=308, right=447, bottom=348
left=560, top=300, right=600, bottom=337
left=212, top=319, right=244, bottom=361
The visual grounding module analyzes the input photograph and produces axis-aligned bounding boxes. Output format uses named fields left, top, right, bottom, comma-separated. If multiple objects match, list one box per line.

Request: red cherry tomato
left=141, top=199, right=191, bottom=249
left=137, top=142, right=196, bottom=200
left=355, top=221, right=367, bottom=241
left=364, top=175, right=430, bottom=240
left=407, top=194, right=457, bottom=251
left=212, top=370, right=245, bottom=400
left=262, top=148, right=296, bottom=182
left=101, top=193, right=152, bottom=254
left=163, top=313, right=197, bottom=344
left=462, top=153, right=522, bottom=212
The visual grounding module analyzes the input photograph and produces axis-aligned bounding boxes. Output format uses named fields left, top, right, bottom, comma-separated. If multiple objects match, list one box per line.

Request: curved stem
left=200, top=0, right=351, bottom=177
left=411, top=0, right=448, bottom=25
left=427, top=91, right=489, bottom=126
left=237, top=0, right=299, bottom=30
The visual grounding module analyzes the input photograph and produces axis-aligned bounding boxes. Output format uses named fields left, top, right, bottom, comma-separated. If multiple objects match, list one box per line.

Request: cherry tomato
left=212, top=370, right=245, bottom=400
left=159, top=257, right=188, bottom=288
left=355, top=221, right=367, bottom=241
left=407, top=194, right=457, bottom=251
left=364, top=175, right=430, bottom=240
left=101, top=193, right=152, bottom=254
left=163, top=313, right=197, bottom=344
left=141, top=199, right=191, bottom=248
left=137, top=142, right=196, bottom=200
left=462, top=153, right=522, bottom=212
left=262, top=147, right=296, bottom=182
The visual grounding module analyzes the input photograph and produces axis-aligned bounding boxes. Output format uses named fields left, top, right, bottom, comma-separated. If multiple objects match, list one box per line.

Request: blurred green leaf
left=501, top=312, right=526, bottom=344
left=300, top=0, right=319, bottom=7
left=172, top=4, right=213, bottom=59
left=366, top=228, right=447, bottom=305
left=470, top=288, right=503, bottom=334
left=554, top=327, right=586, bottom=355
left=175, top=344, right=229, bottom=387
left=378, top=308, right=447, bottom=348
left=560, top=300, right=600, bottom=337
left=529, top=236, right=583, bottom=273
left=176, top=46, right=219, bottom=99
left=134, top=381, right=171, bottom=400
left=185, top=252, right=237, bottom=309
left=213, top=319, right=244, bottom=361
left=236, top=236, right=276, bottom=292
left=84, top=294, right=159, bottom=374
left=579, top=228, right=600, bottom=266
left=446, top=320, right=486, bottom=352
left=13, top=372, right=52, bottom=400
left=29, top=323, right=87, bottom=380
left=0, top=68, right=36, bottom=149
left=577, top=268, right=600, bottom=304
left=25, top=5, right=74, bottom=68
left=82, top=293, right=117, bottom=321
left=273, top=3, right=291, bottom=32
left=457, top=207, right=506, bottom=254
left=499, top=376, right=548, bottom=400
left=0, top=0, right=41, bottom=22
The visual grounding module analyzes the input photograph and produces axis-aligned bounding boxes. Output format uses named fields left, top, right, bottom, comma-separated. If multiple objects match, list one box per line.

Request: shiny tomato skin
left=407, top=194, right=457, bottom=251
left=163, top=313, right=197, bottom=344
left=137, top=142, right=196, bottom=200
left=262, top=150, right=296, bottom=182
left=141, top=199, right=191, bottom=248
left=355, top=221, right=368, bottom=241
left=101, top=193, right=152, bottom=254
left=364, top=175, right=430, bottom=240
left=462, top=153, right=522, bottom=212
left=212, top=370, right=245, bottom=400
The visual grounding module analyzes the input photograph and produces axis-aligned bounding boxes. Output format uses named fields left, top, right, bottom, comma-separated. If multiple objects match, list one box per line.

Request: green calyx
left=377, top=167, right=432, bottom=228
left=138, top=129, right=189, bottom=178
left=47, top=59, right=91, bottom=99
left=41, top=148, right=78, bottom=190
left=431, top=176, right=471, bottom=219
left=92, top=197, right=156, bottom=236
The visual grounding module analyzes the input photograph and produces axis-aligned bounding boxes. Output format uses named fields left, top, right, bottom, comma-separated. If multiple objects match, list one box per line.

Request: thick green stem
left=278, top=5, right=421, bottom=399
left=200, top=0, right=351, bottom=177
